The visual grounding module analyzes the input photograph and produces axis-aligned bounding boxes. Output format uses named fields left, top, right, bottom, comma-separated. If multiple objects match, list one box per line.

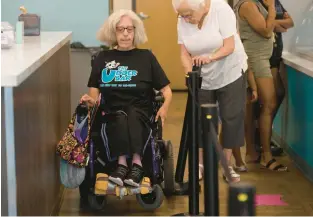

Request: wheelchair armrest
left=155, top=95, right=164, bottom=103
left=154, top=89, right=164, bottom=103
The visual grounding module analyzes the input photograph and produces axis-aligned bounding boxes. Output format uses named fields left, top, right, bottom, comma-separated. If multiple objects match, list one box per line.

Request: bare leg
left=199, top=148, right=203, bottom=165
left=256, top=77, right=287, bottom=171
left=245, top=90, right=259, bottom=163
left=233, top=147, right=245, bottom=167
left=132, top=153, right=142, bottom=166
left=118, top=155, right=128, bottom=167
left=271, top=67, right=285, bottom=119
left=224, top=148, right=240, bottom=182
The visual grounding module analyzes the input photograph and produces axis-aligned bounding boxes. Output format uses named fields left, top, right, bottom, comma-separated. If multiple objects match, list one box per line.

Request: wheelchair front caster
left=88, top=193, right=107, bottom=211
left=136, top=184, right=164, bottom=210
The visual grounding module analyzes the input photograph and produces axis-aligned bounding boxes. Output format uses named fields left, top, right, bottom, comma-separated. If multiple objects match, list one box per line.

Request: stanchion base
left=172, top=182, right=201, bottom=196
left=172, top=212, right=204, bottom=216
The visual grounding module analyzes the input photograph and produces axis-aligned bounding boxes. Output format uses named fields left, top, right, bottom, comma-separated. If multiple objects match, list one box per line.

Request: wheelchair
left=78, top=91, right=175, bottom=211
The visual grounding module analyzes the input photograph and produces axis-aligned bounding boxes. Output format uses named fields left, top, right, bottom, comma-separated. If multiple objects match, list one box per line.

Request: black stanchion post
left=173, top=71, right=202, bottom=216
left=175, top=86, right=191, bottom=184
left=228, top=183, right=256, bottom=216
left=188, top=71, right=200, bottom=215
left=201, top=104, right=219, bottom=216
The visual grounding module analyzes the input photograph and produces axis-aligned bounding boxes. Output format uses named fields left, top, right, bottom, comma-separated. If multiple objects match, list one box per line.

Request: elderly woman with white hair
left=172, top=0, right=248, bottom=182
left=80, top=9, right=172, bottom=187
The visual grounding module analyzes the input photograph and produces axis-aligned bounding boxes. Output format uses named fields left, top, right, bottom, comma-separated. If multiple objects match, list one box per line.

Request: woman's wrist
left=208, top=54, right=216, bottom=62
left=162, top=101, right=170, bottom=111
left=268, top=7, right=276, bottom=18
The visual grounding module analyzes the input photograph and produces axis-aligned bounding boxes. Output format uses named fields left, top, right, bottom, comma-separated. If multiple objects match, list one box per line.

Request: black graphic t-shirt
left=88, top=48, right=170, bottom=116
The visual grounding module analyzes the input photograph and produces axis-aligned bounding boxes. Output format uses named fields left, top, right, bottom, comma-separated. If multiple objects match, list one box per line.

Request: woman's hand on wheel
left=80, top=94, right=96, bottom=107
left=155, top=106, right=168, bottom=127
left=192, top=56, right=212, bottom=66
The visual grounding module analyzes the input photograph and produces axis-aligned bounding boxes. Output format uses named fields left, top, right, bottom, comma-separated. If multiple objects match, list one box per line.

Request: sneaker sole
left=108, top=176, right=124, bottom=186
left=124, top=179, right=140, bottom=187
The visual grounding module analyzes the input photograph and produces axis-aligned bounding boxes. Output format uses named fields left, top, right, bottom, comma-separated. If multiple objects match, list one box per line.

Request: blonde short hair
left=172, top=0, right=209, bottom=12
left=97, top=9, right=148, bottom=47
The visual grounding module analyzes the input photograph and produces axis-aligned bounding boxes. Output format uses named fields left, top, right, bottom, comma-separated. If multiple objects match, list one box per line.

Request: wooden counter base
left=1, top=43, right=71, bottom=216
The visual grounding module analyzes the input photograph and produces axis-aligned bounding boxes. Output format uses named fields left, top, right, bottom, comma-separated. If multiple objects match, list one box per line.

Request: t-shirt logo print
left=101, top=60, right=138, bottom=88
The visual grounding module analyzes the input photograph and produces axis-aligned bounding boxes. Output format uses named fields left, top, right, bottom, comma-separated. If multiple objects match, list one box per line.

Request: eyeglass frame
left=116, top=26, right=136, bottom=33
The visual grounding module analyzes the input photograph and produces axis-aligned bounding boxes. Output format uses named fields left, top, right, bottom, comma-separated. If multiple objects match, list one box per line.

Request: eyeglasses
left=177, top=14, right=192, bottom=19
left=116, top=26, right=135, bottom=33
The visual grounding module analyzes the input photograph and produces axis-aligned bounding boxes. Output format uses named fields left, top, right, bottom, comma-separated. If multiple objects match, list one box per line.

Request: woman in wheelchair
left=80, top=9, right=172, bottom=188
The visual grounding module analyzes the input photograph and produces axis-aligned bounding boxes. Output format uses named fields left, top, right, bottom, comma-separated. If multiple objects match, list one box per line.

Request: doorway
left=135, top=0, right=186, bottom=90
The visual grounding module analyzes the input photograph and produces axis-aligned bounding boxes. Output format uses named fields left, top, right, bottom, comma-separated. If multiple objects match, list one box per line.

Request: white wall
left=1, top=0, right=110, bottom=47
left=113, top=0, right=132, bottom=11
left=280, top=0, right=312, bottom=51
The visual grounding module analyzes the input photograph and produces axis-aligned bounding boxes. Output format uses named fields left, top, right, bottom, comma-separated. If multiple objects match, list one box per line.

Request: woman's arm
left=180, top=44, right=193, bottom=74
left=274, top=23, right=287, bottom=32
left=89, top=88, right=100, bottom=102
left=240, top=1, right=276, bottom=39
left=193, top=3, right=237, bottom=64
left=156, top=85, right=172, bottom=125
left=81, top=88, right=100, bottom=107
left=247, top=69, right=258, bottom=102
left=160, top=85, right=172, bottom=110
left=209, top=36, right=235, bottom=61
left=247, top=69, right=257, bottom=91
left=275, top=12, right=294, bottom=29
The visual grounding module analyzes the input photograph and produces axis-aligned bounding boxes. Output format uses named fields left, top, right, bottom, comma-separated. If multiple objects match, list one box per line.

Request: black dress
left=87, top=48, right=170, bottom=158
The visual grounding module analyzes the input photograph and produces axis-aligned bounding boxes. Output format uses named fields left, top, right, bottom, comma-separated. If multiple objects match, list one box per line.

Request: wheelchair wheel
left=136, top=184, right=164, bottom=210
left=88, top=193, right=107, bottom=211
left=163, top=140, right=175, bottom=194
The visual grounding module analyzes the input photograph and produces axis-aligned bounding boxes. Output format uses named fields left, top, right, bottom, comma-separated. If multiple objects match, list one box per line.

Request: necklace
left=198, top=11, right=208, bottom=29
left=197, top=1, right=211, bottom=29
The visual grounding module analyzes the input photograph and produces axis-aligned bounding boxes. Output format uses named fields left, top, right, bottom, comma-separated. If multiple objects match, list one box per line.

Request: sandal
left=261, top=158, right=288, bottom=172
left=234, top=164, right=248, bottom=172
left=223, top=166, right=240, bottom=183
left=199, top=164, right=204, bottom=181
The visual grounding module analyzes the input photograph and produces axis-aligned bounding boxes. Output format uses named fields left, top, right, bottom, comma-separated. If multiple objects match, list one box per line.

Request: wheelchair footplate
left=94, top=173, right=153, bottom=199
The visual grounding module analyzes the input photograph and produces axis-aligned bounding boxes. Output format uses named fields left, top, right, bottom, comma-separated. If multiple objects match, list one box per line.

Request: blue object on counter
left=18, top=14, right=40, bottom=36
left=15, top=21, right=24, bottom=44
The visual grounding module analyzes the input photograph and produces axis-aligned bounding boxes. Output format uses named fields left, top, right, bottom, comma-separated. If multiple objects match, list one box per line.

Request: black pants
left=198, top=74, right=246, bottom=149
left=103, top=107, right=151, bottom=158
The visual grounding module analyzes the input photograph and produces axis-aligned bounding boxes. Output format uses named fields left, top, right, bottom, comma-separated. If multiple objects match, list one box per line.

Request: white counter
left=282, top=51, right=313, bottom=77
left=1, top=31, right=72, bottom=87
